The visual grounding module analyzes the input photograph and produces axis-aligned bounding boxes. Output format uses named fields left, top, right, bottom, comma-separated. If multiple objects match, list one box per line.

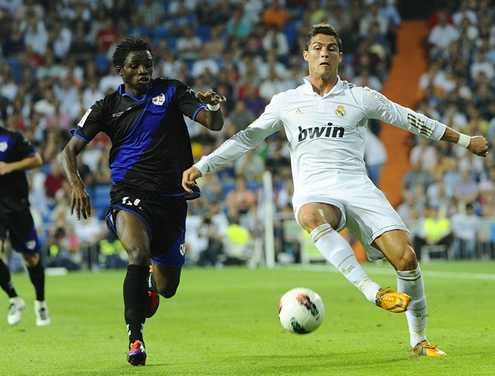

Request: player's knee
left=396, top=247, right=418, bottom=271
left=22, top=253, right=39, bottom=268
left=125, top=246, right=149, bottom=265
left=157, top=282, right=178, bottom=299
left=298, top=211, right=325, bottom=232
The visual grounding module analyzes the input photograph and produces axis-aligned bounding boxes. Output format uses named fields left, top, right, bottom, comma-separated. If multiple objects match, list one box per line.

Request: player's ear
left=116, top=66, right=123, bottom=76
left=303, top=50, right=309, bottom=62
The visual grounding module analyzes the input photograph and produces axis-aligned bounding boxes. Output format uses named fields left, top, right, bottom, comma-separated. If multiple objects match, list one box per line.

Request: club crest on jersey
left=0, top=141, right=7, bottom=152
left=335, top=105, right=346, bottom=117
left=152, top=93, right=166, bottom=106
left=26, top=240, right=37, bottom=250
left=78, top=108, right=92, bottom=127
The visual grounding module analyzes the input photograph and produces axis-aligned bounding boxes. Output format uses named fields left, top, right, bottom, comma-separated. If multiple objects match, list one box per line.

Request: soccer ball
left=278, top=287, right=325, bottom=334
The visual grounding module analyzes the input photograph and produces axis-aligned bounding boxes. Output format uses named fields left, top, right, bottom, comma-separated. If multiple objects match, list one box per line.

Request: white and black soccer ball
left=278, top=287, right=325, bottom=334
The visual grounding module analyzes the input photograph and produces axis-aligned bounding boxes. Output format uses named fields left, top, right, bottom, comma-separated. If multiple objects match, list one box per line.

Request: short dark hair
left=304, top=23, right=342, bottom=52
left=112, top=37, right=153, bottom=69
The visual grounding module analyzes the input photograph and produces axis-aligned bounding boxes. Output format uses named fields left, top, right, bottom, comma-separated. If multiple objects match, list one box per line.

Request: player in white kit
left=182, top=23, right=488, bottom=356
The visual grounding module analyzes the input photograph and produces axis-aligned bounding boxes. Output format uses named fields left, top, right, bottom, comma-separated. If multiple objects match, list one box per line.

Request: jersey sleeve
left=71, top=99, right=105, bottom=143
left=14, top=130, right=37, bottom=159
left=195, top=95, right=283, bottom=174
left=173, top=81, right=207, bottom=121
left=362, top=87, right=446, bottom=141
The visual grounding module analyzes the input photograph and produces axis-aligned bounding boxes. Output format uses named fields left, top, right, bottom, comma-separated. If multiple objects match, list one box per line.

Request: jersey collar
left=118, top=82, right=153, bottom=101
left=303, top=75, right=343, bottom=97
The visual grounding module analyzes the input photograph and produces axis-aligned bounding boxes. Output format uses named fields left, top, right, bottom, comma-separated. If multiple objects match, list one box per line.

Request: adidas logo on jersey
left=298, top=124, right=345, bottom=142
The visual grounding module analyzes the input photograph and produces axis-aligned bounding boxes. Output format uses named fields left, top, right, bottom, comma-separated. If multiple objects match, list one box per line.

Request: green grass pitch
left=2, top=261, right=495, bottom=375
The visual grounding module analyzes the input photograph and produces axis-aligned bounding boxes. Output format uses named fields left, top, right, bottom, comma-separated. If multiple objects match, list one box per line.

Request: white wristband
left=457, top=134, right=471, bottom=148
left=206, top=103, right=220, bottom=111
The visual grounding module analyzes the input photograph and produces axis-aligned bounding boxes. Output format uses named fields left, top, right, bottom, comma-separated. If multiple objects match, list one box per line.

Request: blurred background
left=1, top=0, right=494, bottom=272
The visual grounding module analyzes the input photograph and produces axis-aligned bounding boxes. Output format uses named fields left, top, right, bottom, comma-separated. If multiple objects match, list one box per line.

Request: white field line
left=285, top=264, right=495, bottom=280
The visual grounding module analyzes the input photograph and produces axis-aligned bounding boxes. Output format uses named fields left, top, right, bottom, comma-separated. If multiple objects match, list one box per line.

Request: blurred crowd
left=398, top=0, right=495, bottom=261
left=0, top=0, right=493, bottom=270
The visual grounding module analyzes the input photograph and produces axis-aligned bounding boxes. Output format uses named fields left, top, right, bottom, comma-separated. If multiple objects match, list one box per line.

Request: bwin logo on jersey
left=298, top=124, right=345, bottom=142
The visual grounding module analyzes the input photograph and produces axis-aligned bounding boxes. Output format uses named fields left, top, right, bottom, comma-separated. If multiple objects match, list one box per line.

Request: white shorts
left=293, top=173, right=409, bottom=261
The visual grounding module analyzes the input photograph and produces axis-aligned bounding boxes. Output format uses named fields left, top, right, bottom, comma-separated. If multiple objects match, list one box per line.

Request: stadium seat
left=196, top=25, right=211, bottom=43
left=284, top=20, right=299, bottom=50
left=420, top=244, right=449, bottom=262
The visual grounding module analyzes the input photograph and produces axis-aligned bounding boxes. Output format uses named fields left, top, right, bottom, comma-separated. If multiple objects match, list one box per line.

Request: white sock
left=311, top=224, right=381, bottom=303
left=396, top=266, right=428, bottom=347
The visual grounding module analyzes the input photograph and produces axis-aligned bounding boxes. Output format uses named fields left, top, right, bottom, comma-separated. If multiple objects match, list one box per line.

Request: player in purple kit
left=0, top=125, right=51, bottom=327
left=60, top=37, right=225, bottom=365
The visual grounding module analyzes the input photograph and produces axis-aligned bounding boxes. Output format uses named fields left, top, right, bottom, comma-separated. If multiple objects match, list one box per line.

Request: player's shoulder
left=0, top=125, right=22, bottom=139
left=273, top=85, right=304, bottom=101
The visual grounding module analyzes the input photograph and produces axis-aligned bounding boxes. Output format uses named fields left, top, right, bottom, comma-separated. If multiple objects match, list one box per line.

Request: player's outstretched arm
left=441, top=127, right=488, bottom=157
left=182, top=166, right=202, bottom=194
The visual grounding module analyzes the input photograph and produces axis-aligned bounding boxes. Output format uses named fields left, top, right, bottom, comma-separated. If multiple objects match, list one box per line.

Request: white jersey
left=195, top=76, right=449, bottom=259
left=196, top=76, right=446, bottom=205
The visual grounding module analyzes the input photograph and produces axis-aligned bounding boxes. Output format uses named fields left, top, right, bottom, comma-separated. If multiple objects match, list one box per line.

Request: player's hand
left=69, top=183, right=91, bottom=220
left=196, top=89, right=226, bottom=105
left=0, top=161, right=12, bottom=175
left=468, top=135, right=488, bottom=157
left=182, top=166, right=202, bottom=194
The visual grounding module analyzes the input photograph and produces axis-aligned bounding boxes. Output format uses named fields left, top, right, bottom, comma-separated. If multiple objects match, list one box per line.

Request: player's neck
left=309, top=75, right=338, bottom=96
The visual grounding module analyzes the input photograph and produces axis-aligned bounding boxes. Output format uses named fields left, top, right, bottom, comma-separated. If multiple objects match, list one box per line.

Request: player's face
left=303, top=34, right=342, bottom=80
left=119, top=50, right=154, bottom=97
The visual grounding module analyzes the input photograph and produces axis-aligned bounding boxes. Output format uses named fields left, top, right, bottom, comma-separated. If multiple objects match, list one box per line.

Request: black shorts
left=106, top=186, right=188, bottom=267
left=0, top=209, right=40, bottom=254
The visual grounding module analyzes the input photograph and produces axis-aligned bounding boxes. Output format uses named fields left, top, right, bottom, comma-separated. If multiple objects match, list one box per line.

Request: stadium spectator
left=262, top=0, right=291, bottom=31
left=227, top=100, right=256, bottom=134
left=401, top=159, right=436, bottom=194
left=191, top=49, right=220, bottom=79
left=452, top=0, right=478, bottom=26
left=196, top=203, right=228, bottom=267
left=176, top=24, right=202, bottom=65
left=454, top=168, right=480, bottom=204
left=0, top=125, right=51, bottom=326
left=427, top=10, right=460, bottom=59
left=202, top=25, right=228, bottom=60
left=409, top=136, right=438, bottom=173
left=364, top=127, right=388, bottom=187
left=413, top=204, right=453, bottom=260
left=351, top=67, right=383, bottom=92
left=450, top=202, right=480, bottom=259
left=168, top=2, right=198, bottom=37
left=377, top=0, right=401, bottom=54
left=59, top=37, right=226, bottom=366
left=137, top=0, right=165, bottom=29
left=225, top=175, right=258, bottom=216
left=20, top=11, right=49, bottom=56
left=183, top=22, right=488, bottom=358
left=240, top=83, right=266, bottom=118
left=261, top=25, right=290, bottom=64
left=226, top=5, right=252, bottom=42
left=68, top=25, right=97, bottom=67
